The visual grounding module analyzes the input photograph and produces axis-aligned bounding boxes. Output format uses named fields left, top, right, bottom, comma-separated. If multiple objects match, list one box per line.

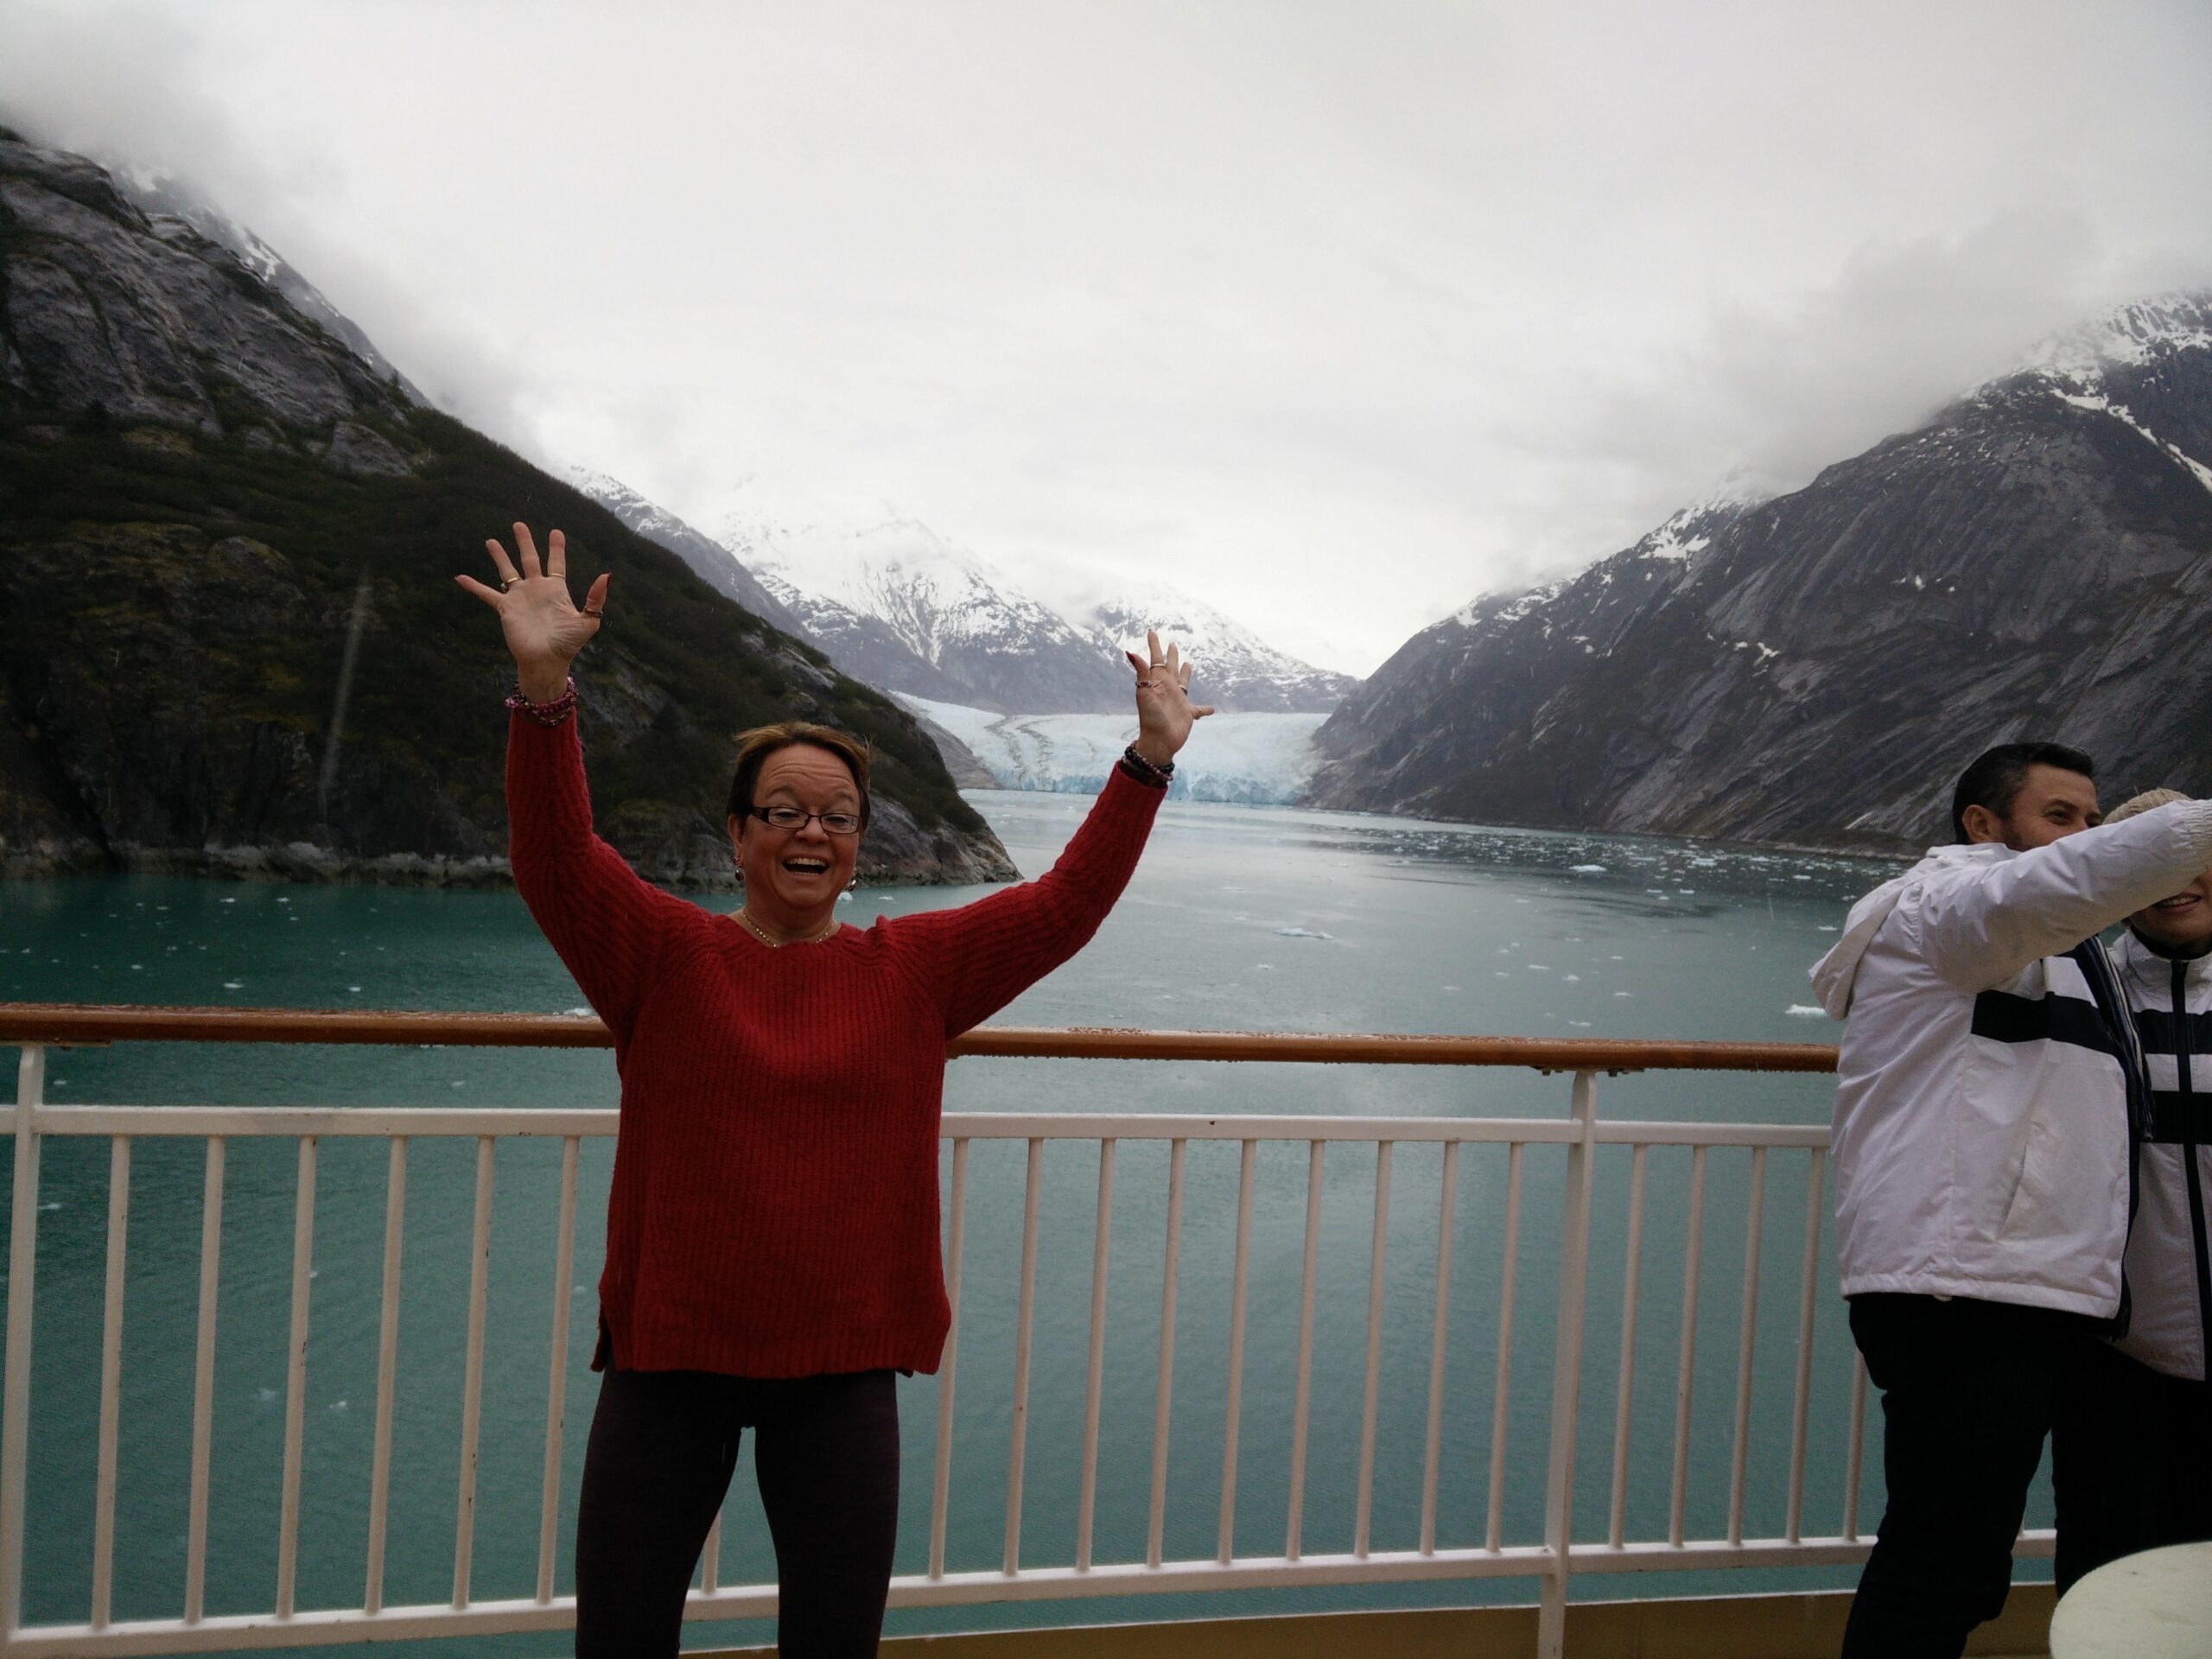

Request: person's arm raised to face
left=896, top=628, right=1215, bottom=1035
left=1918, top=800, right=2212, bottom=992
left=458, top=524, right=684, bottom=1041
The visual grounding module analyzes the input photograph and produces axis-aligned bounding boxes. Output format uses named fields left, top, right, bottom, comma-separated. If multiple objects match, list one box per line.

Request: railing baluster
left=184, top=1135, right=226, bottom=1624
left=1284, top=1141, right=1325, bottom=1561
left=1785, top=1147, right=1826, bottom=1543
left=276, top=1135, right=319, bottom=1617
left=1217, top=1139, right=1257, bottom=1565
left=365, top=1137, right=407, bottom=1614
left=1843, top=1348, right=1869, bottom=1541
left=1669, top=1143, right=1707, bottom=1548
left=1077, top=1139, right=1116, bottom=1571
left=1726, top=1147, right=1767, bottom=1546
left=0, top=1044, right=47, bottom=1640
left=1484, top=1142, right=1524, bottom=1553
left=452, top=1135, right=496, bottom=1608
left=90, top=1134, right=130, bottom=1630
left=1607, top=1143, right=1649, bottom=1548
left=1353, top=1141, right=1393, bottom=1558
left=1419, top=1141, right=1459, bottom=1556
left=1537, top=1072, right=1600, bottom=1659
left=538, top=1136, right=581, bottom=1602
left=1003, top=1137, right=1045, bottom=1574
left=1146, top=1139, right=1188, bottom=1570
left=927, top=1139, right=969, bottom=1580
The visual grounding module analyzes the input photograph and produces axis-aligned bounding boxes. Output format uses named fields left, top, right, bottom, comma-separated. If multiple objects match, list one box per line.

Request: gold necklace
left=736, top=907, right=840, bottom=948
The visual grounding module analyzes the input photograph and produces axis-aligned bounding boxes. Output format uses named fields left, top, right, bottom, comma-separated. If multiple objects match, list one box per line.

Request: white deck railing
left=0, top=1008, right=2046, bottom=1659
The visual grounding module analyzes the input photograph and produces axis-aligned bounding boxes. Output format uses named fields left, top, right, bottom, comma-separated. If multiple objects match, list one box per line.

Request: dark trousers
left=1841, top=1293, right=2095, bottom=1659
left=574, top=1366, right=900, bottom=1659
left=2053, top=1338, right=2212, bottom=1594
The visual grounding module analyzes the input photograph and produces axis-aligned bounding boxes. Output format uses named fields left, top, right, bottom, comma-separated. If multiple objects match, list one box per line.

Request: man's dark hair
left=1950, top=742, right=2095, bottom=842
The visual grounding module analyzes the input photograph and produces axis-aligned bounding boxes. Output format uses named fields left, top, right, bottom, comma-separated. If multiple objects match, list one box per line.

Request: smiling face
left=2130, top=869, right=2212, bottom=956
left=728, top=743, right=863, bottom=934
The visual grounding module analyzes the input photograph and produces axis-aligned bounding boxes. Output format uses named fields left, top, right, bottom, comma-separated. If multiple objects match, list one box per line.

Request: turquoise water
left=3, top=797, right=2037, bottom=1653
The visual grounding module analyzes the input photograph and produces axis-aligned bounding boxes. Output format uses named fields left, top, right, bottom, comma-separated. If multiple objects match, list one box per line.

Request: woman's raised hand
left=455, top=523, right=609, bottom=702
left=1125, top=627, right=1215, bottom=766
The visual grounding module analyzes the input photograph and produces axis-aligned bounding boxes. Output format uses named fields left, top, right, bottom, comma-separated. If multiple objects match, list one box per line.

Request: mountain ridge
left=1308, top=290, right=2212, bottom=851
left=0, top=127, right=1015, bottom=888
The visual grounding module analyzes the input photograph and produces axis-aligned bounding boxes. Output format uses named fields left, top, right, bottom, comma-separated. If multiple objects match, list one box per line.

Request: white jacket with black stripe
left=1810, top=802, right=2212, bottom=1319
left=2110, top=930, right=2212, bottom=1380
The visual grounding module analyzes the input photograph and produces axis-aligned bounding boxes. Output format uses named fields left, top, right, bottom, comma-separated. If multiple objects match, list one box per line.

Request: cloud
left=0, top=0, right=542, bottom=449
left=4, top=0, right=2211, bottom=676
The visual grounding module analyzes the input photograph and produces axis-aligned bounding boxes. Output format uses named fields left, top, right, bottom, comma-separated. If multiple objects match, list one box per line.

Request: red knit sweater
left=506, top=712, right=1165, bottom=1378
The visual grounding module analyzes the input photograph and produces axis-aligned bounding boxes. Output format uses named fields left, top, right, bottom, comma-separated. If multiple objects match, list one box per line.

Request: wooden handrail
left=0, top=1002, right=1838, bottom=1071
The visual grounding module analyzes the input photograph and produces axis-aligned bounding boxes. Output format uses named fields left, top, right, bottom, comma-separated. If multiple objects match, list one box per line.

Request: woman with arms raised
left=457, top=523, right=1210, bottom=1659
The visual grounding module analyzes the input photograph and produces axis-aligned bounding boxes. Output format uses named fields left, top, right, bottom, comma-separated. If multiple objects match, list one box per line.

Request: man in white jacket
left=1812, top=742, right=2212, bottom=1658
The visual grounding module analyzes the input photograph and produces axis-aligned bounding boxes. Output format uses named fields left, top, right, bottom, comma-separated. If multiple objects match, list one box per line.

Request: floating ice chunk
left=257, top=1388, right=278, bottom=1403
left=223, top=980, right=245, bottom=990
left=565, top=1006, right=594, bottom=1017
left=1275, top=927, right=1333, bottom=939
left=1570, top=864, right=1607, bottom=874
left=1564, top=974, right=1580, bottom=982
left=329, top=1400, right=349, bottom=1413
left=347, top=985, right=362, bottom=993
left=1528, top=964, right=1552, bottom=972
left=1614, top=991, right=1633, bottom=998
left=1785, top=1005, right=1827, bottom=1018
left=1816, top=925, right=1838, bottom=932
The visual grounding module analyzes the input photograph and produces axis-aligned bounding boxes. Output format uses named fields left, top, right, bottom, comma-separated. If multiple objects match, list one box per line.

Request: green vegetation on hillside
left=0, top=401, right=992, bottom=874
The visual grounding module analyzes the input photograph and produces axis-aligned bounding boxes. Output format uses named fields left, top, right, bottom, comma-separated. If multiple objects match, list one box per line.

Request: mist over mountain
left=689, top=479, right=1357, bottom=715
left=0, top=130, right=1013, bottom=887
left=1307, top=292, right=2212, bottom=851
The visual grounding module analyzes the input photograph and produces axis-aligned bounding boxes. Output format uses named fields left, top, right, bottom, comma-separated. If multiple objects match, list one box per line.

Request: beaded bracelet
left=505, top=678, right=578, bottom=727
left=1118, top=744, right=1174, bottom=788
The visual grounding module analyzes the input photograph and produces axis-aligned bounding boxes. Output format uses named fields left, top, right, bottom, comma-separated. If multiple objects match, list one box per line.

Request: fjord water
left=3, top=796, right=2032, bottom=1652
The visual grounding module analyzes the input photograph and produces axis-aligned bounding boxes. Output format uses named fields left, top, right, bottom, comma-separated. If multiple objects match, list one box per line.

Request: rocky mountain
left=700, top=480, right=1356, bottom=714
left=0, top=128, right=1014, bottom=887
left=1307, top=292, right=2212, bottom=852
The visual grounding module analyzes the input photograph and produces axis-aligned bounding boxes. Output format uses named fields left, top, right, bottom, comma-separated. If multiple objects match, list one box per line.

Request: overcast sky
left=5, top=1, right=2210, bottom=673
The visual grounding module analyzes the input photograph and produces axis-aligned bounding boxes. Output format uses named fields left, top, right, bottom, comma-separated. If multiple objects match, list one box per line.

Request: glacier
left=899, top=696, right=1325, bottom=805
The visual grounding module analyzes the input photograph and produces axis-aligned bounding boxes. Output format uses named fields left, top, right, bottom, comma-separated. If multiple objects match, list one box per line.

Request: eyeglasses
left=747, top=804, right=863, bottom=836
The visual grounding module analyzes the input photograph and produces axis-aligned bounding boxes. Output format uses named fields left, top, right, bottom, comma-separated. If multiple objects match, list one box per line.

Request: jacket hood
left=1808, top=843, right=2007, bottom=1020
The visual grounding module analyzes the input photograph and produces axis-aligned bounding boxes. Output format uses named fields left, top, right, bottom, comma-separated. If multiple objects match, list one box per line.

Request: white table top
left=2050, top=1541, right=2212, bottom=1658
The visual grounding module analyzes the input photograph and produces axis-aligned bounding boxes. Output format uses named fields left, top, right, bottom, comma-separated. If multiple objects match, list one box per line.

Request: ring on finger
left=500, top=575, right=521, bottom=590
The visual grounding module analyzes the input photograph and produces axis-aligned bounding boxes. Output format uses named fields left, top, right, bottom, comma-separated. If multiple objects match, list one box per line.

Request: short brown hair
left=726, top=722, right=874, bottom=829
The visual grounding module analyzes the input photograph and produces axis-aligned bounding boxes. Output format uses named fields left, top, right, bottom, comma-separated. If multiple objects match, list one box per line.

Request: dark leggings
left=574, top=1366, right=900, bottom=1658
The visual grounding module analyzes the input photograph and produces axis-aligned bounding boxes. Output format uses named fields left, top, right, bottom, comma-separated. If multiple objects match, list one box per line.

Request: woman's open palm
left=455, top=523, right=608, bottom=678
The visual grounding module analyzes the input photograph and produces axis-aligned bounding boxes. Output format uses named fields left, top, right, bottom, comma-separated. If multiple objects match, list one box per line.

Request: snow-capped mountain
left=562, top=466, right=812, bottom=638
left=697, top=479, right=1355, bottom=715
left=1308, top=289, right=2212, bottom=850
left=1079, top=591, right=1357, bottom=713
